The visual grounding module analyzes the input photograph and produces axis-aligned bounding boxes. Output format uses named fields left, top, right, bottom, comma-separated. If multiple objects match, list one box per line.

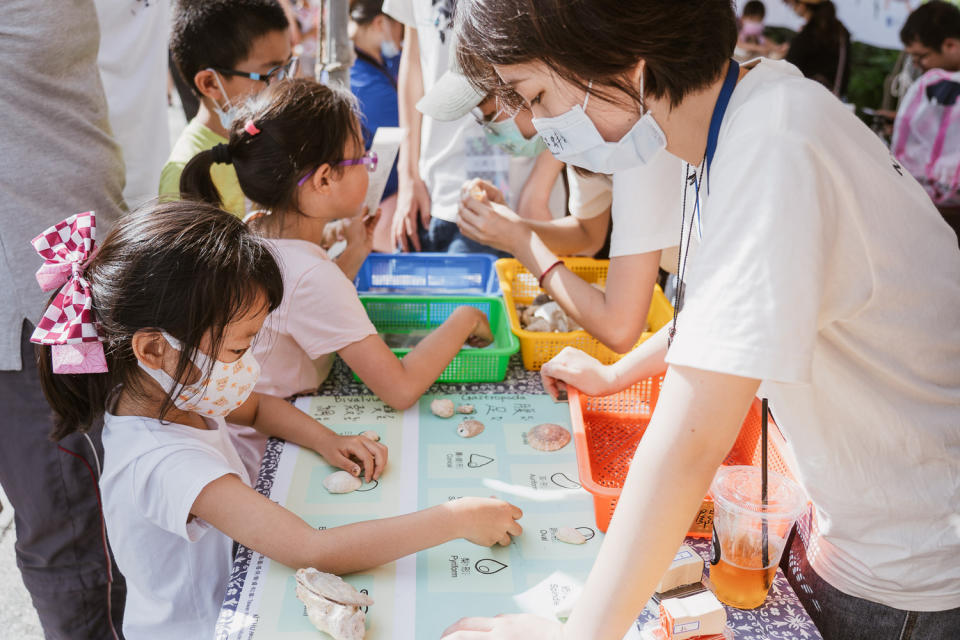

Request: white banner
left=735, top=0, right=923, bottom=50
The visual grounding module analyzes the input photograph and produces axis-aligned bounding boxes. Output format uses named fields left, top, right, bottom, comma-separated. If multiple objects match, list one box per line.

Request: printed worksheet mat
left=219, top=393, right=603, bottom=640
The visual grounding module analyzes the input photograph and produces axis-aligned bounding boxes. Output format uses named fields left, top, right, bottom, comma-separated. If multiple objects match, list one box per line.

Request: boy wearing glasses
left=161, top=0, right=295, bottom=217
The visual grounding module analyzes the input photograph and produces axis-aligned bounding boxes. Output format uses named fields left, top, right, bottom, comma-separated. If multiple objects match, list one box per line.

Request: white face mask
left=138, top=332, right=260, bottom=417
left=380, top=20, right=401, bottom=58
left=531, top=76, right=666, bottom=174
left=209, top=70, right=239, bottom=130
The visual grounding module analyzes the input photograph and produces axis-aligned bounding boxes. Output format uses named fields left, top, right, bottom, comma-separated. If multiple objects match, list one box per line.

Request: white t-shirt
left=567, top=168, right=612, bottom=220
left=383, top=0, right=514, bottom=223
left=254, top=239, right=378, bottom=398
left=101, top=409, right=250, bottom=640
left=663, top=59, right=960, bottom=611
left=93, top=0, right=170, bottom=209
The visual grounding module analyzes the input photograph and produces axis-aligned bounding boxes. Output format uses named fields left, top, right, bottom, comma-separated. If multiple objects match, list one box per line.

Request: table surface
left=217, top=355, right=823, bottom=640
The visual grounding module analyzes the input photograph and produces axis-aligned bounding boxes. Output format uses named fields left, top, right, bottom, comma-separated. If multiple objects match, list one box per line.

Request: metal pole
left=316, top=0, right=353, bottom=88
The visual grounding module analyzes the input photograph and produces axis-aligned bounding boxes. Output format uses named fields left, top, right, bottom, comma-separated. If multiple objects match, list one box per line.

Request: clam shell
left=457, top=419, right=485, bottom=438
left=556, top=526, right=587, bottom=545
left=295, top=568, right=374, bottom=606
left=323, top=470, right=362, bottom=494
left=456, top=404, right=475, bottom=414
left=430, top=398, right=455, bottom=418
left=526, top=423, right=571, bottom=452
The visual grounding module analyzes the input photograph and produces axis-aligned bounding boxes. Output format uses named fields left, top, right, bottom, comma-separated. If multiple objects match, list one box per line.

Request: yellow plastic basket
left=495, top=257, right=674, bottom=371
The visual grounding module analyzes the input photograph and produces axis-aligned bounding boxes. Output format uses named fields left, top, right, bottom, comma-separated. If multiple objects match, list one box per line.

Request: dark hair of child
left=36, top=200, right=284, bottom=440
left=900, top=0, right=960, bottom=50
left=350, top=0, right=386, bottom=25
left=179, top=78, right=363, bottom=236
left=170, top=0, right=290, bottom=95
left=743, top=1, right=765, bottom=21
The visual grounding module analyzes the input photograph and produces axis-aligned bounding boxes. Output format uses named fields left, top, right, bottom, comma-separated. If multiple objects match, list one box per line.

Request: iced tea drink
left=708, top=466, right=806, bottom=610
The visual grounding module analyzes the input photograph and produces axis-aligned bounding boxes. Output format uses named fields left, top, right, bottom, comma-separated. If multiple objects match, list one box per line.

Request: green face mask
left=482, top=114, right=548, bottom=157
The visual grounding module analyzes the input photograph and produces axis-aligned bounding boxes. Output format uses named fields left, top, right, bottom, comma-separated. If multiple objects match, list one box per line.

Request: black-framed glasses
left=213, top=56, right=300, bottom=86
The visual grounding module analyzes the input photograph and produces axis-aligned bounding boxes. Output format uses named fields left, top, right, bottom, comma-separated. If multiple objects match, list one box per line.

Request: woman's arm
left=191, top=475, right=523, bottom=575
left=443, top=365, right=759, bottom=640
left=337, top=305, right=492, bottom=410
left=514, top=152, right=565, bottom=223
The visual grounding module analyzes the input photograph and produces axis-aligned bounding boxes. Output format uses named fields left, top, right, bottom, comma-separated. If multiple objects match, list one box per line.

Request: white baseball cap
left=416, top=69, right=486, bottom=121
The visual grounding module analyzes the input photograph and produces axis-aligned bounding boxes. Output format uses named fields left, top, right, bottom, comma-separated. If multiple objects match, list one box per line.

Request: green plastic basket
left=355, top=295, right=519, bottom=384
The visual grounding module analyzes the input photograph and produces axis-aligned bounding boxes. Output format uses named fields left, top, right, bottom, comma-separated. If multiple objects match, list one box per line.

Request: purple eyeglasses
left=297, top=151, right=378, bottom=186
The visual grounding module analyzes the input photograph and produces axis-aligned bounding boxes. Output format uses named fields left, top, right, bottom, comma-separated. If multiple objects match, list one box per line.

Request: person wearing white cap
left=385, top=0, right=530, bottom=253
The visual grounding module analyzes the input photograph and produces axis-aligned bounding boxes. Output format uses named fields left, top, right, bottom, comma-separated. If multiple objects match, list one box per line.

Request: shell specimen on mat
left=555, top=526, right=587, bottom=545
left=323, top=470, right=362, bottom=494
left=456, top=404, right=475, bottom=414
left=359, top=430, right=380, bottom=442
left=295, top=568, right=373, bottom=640
left=457, top=419, right=485, bottom=438
left=526, top=423, right=571, bottom=451
left=430, top=398, right=456, bottom=418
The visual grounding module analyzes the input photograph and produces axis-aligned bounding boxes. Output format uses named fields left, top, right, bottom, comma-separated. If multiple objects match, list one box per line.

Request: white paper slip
left=364, top=127, right=405, bottom=213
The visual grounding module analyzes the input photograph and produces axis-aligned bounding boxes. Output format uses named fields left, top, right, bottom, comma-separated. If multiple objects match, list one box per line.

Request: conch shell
left=295, top=568, right=373, bottom=640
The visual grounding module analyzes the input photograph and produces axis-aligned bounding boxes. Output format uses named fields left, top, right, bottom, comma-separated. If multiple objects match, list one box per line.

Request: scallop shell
left=323, top=470, right=362, bottom=494
left=456, top=404, right=476, bottom=414
left=359, top=430, right=380, bottom=442
left=457, top=419, right=485, bottom=438
left=430, top=398, right=455, bottom=418
left=295, top=568, right=373, bottom=640
left=526, top=423, right=571, bottom=452
left=556, top=526, right=587, bottom=545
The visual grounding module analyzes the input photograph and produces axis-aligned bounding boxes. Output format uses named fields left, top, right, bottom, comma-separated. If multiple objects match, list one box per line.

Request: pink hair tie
left=30, top=211, right=108, bottom=374
left=244, top=121, right=261, bottom=136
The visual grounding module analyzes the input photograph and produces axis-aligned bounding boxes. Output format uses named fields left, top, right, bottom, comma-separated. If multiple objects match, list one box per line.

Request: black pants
left=0, top=321, right=125, bottom=639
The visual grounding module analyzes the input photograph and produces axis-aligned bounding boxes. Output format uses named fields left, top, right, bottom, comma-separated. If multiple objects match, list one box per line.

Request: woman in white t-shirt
left=442, top=1, right=960, bottom=639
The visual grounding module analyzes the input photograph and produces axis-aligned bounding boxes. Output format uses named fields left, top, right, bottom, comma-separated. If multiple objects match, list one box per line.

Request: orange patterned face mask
left=138, top=331, right=261, bottom=417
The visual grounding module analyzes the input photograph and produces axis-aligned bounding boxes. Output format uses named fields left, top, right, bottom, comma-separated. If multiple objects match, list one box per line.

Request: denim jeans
left=781, top=526, right=960, bottom=639
left=417, top=217, right=510, bottom=257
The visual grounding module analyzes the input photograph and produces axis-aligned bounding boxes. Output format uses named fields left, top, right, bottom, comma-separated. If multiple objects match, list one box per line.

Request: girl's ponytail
left=180, top=144, right=231, bottom=207
left=36, top=338, right=115, bottom=440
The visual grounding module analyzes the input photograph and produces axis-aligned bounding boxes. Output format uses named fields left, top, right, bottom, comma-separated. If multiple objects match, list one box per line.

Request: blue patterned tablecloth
left=218, top=355, right=822, bottom=640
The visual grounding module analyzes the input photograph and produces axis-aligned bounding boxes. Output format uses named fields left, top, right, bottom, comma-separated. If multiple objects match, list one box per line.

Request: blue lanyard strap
left=705, top=60, right=740, bottom=193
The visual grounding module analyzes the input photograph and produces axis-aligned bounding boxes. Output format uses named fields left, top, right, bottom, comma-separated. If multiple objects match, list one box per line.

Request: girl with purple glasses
left=181, top=80, right=495, bottom=476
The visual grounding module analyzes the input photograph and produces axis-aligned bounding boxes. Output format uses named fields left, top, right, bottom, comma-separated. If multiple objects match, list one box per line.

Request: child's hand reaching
left=450, top=497, right=523, bottom=546
left=465, top=309, right=494, bottom=348
left=315, top=432, right=388, bottom=483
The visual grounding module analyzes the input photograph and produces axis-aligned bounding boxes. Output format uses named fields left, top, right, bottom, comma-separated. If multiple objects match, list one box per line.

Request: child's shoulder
left=267, top=238, right=342, bottom=280
left=102, top=412, right=229, bottom=469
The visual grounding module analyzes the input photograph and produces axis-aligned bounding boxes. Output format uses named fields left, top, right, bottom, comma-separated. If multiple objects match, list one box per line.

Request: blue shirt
left=350, top=49, right=399, bottom=200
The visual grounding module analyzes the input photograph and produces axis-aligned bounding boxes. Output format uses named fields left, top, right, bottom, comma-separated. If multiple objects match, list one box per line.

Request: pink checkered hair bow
left=29, top=211, right=108, bottom=374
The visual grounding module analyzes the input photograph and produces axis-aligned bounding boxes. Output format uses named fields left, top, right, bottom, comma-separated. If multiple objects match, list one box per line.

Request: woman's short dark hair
left=179, top=78, right=362, bottom=233
left=454, top=0, right=738, bottom=110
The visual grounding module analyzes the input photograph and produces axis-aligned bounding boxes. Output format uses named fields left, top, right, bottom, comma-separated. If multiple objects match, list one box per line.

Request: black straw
left=761, top=398, right=770, bottom=570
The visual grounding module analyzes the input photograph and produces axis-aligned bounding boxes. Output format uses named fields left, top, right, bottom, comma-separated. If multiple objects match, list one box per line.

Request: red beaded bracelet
left=538, top=259, right=565, bottom=289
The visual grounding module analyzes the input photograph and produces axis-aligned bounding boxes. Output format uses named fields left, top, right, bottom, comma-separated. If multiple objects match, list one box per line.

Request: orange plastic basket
left=570, top=377, right=795, bottom=536
left=495, top=258, right=674, bottom=371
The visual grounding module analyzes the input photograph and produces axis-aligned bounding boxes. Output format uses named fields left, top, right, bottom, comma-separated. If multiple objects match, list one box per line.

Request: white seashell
left=430, top=398, right=455, bottom=418
left=295, top=568, right=373, bottom=640
left=323, top=470, right=362, bottom=494
left=457, top=419, right=485, bottom=438
left=456, top=404, right=475, bottom=414
left=534, top=302, right=569, bottom=332
left=359, top=430, right=380, bottom=442
left=556, top=526, right=587, bottom=545
left=524, top=317, right=552, bottom=333
left=526, top=423, right=571, bottom=452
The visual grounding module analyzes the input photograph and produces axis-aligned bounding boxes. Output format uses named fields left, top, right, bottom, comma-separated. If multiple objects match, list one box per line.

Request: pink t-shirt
left=254, top=238, right=377, bottom=398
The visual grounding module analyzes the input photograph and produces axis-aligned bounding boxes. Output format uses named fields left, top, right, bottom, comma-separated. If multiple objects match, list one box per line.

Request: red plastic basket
left=570, top=375, right=795, bottom=536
